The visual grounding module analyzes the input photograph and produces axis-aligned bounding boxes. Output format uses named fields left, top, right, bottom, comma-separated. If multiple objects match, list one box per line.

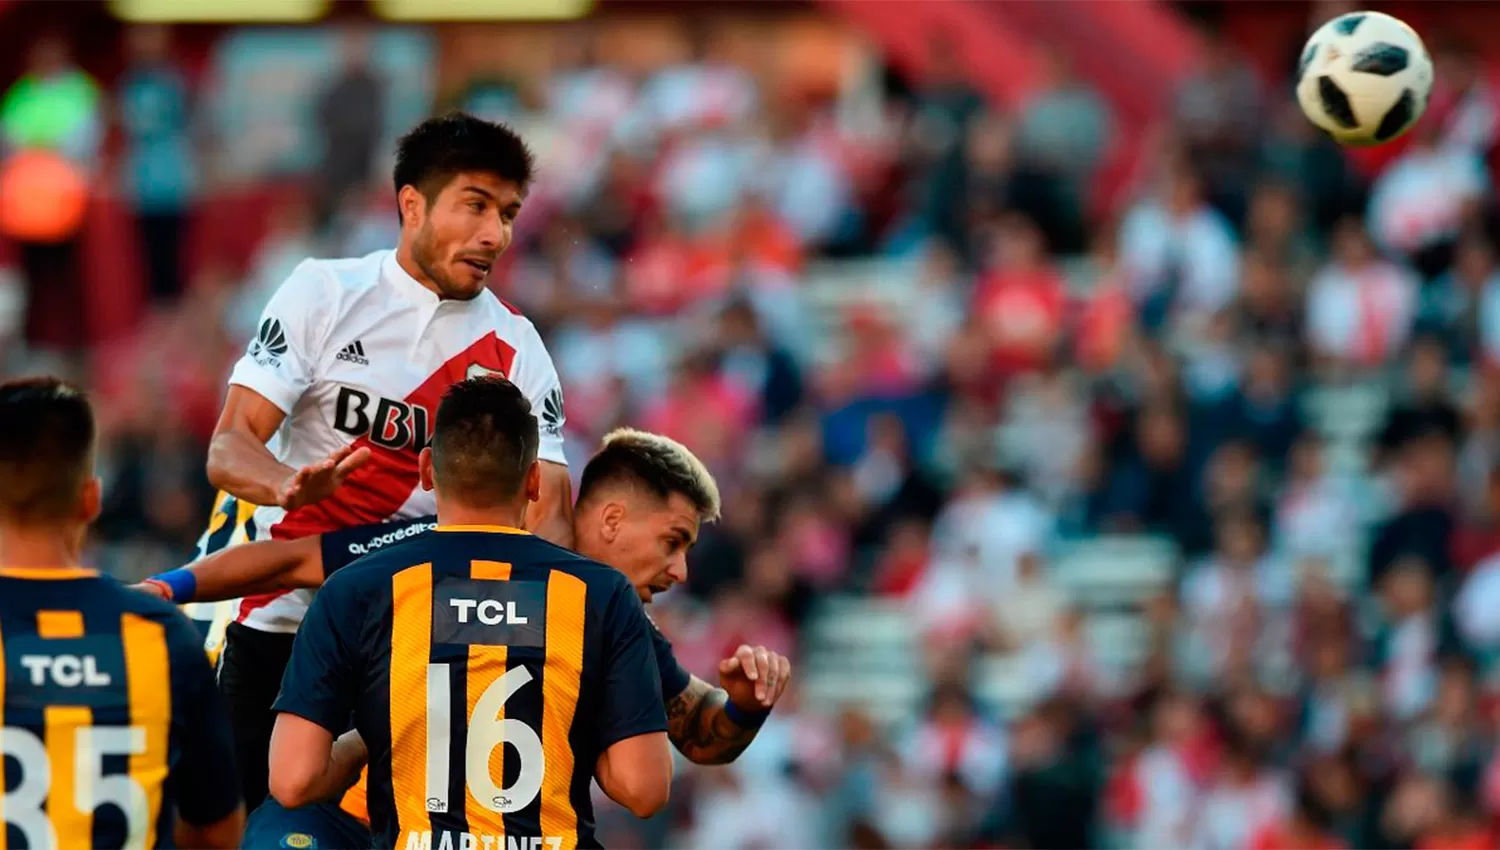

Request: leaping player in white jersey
left=187, top=112, right=575, bottom=814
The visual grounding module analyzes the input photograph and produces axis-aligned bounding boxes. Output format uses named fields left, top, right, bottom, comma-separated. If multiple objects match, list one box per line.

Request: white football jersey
left=194, top=249, right=567, bottom=634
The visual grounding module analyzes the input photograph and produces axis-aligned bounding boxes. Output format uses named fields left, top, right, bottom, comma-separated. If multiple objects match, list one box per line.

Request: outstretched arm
left=136, top=536, right=325, bottom=603
left=136, top=515, right=440, bottom=604
left=666, top=645, right=791, bottom=765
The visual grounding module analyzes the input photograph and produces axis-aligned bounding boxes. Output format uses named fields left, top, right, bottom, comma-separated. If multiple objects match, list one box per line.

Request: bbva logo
left=333, top=386, right=432, bottom=452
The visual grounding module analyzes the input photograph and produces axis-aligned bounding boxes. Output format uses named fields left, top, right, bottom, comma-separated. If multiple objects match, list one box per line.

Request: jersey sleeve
left=506, top=320, right=567, bottom=466
left=648, top=615, right=691, bottom=701
left=163, top=610, right=243, bottom=825
left=598, top=576, right=668, bottom=748
left=319, top=516, right=437, bottom=578
left=271, top=572, right=362, bottom=733
left=227, top=260, right=337, bottom=415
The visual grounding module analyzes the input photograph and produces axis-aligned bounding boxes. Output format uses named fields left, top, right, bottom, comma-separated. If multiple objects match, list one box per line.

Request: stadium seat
left=1049, top=535, right=1178, bottom=608
left=1302, top=382, right=1390, bottom=443
left=972, top=655, right=1034, bottom=719
left=1084, top=611, right=1151, bottom=670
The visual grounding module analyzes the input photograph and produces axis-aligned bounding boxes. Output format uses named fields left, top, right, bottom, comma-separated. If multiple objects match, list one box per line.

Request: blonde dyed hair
left=580, top=428, right=722, bottom=521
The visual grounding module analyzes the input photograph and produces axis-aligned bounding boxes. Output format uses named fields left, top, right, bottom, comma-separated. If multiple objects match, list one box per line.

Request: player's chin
left=446, top=261, right=491, bottom=296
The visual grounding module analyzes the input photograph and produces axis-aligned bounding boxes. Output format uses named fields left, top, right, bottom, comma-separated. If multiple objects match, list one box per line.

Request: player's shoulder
left=521, top=539, right=636, bottom=601
left=278, top=251, right=391, bottom=306
left=110, top=579, right=199, bottom=628
left=17, top=572, right=180, bottom=621
left=421, top=530, right=627, bottom=589
left=472, top=289, right=547, bottom=344
left=498, top=531, right=602, bottom=569
left=0, top=573, right=202, bottom=655
left=321, top=532, right=430, bottom=592
left=84, top=578, right=213, bottom=659
left=426, top=528, right=597, bottom=572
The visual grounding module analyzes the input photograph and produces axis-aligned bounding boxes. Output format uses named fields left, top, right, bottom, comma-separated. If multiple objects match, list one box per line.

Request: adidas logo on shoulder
left=336, top=340, right=370, bottom=366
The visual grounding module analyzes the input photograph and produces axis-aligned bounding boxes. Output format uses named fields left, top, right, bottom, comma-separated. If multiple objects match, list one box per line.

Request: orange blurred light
left=0, top=151, right=88, bottom=244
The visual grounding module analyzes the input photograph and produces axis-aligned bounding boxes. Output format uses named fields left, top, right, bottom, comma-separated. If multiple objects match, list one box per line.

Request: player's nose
left=666, top=554, right=688, bottom=585
left=474, top=213, right=503, bottom=250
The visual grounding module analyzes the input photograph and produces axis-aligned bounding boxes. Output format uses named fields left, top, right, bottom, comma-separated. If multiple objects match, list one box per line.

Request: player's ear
left=417, top=447, right=436, bottom=492
left=524, top=460, right=541, bottom=503
left=600, top=501, right=623, bottom=543
left=78, top=476, right=101, bottom=525
left=398, top=184, right=426, bottom=227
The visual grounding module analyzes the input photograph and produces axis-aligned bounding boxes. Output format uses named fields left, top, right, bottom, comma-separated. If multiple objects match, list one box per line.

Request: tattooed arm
left=666, top=676, right=761, bottom=765
left=664, top=644, right=792, bottom=765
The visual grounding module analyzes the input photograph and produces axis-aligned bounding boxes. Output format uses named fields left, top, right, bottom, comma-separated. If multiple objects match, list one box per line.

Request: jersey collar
left=0, top=566, right=98, bottom=580
left=382, top=250, right=441, bottom=307
left=433, top=524, right=531, bottom=535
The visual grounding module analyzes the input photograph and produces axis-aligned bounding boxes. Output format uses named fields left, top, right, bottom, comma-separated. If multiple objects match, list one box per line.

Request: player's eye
left=468, top=201, right=486, bottom=213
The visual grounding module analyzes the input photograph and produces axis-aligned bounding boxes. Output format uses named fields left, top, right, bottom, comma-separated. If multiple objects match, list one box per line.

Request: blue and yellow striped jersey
left=182, top=490, right=260, bottom=666
left=273, top=526, right=666, bottom=850
left=0, top=566, right=242, bottom=849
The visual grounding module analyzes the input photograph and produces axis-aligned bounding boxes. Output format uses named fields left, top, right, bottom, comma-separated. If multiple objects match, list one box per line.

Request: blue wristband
left=149, top=568, right=197, bottom=603
left=723, top=700, right=770, bottom=729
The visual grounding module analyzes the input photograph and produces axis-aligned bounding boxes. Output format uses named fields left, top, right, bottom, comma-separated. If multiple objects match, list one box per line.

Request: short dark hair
left=393, top=111, right=536, bottom=221
left=577, top=429, right=720, bottom=521
left=431, top=377, right=539, bottom=507
left=0, top=377, right=95, bottom=522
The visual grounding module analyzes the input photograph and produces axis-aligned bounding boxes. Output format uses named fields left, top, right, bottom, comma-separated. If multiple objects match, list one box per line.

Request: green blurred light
left=370, top=0, right=593, bottom=22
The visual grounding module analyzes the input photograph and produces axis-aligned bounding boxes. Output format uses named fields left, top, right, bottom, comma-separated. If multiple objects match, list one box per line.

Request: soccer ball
left=1295, top=11, right=1433, bottom=146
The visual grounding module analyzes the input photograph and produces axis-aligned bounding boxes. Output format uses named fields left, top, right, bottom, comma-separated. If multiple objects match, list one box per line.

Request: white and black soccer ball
left=1295, top=11, right=1433, bottom=146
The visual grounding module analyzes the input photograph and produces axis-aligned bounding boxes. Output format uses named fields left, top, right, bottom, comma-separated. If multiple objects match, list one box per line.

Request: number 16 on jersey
left=424, top=664, right=543, bottom=815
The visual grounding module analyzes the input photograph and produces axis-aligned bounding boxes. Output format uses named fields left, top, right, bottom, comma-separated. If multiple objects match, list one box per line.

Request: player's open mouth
left=459, top=258, right=492, bottom=275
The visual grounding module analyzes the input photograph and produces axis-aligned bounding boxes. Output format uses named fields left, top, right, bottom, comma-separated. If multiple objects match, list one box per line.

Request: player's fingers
left=735, top=645, right=758, bottom=681
left=719, top=655, right=741, bottom=675
left=759, top=653, right=782, bottom=706
left=130, top=583, right=164, bottom=599
left=770, top=656, right=792, bottom=704
left=335, top=446, right=373, bottom=477
left=298, top=460, right=331, bottom=482
left=753, top=647, right=771, bottom=700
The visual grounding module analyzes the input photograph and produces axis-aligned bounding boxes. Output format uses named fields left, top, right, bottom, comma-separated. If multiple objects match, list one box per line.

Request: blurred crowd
left=6, top=6, right=1500, bottom=849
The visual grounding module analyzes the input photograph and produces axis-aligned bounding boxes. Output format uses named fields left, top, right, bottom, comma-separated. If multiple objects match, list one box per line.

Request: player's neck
left=435, top=500, right=530, bottom=532
left=394, top=243, right=444, bottom=299
left=0, top=522, right=84, bottom=569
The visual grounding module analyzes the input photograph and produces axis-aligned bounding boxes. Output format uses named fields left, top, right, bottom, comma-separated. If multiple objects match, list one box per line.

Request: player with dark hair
left=141, top=424, right=791, bottom=850
left=266, top=377, right=671, bottom=850
left=0, top=378, right=246, bottom=849
left=195, top=111, right=575, bottom=812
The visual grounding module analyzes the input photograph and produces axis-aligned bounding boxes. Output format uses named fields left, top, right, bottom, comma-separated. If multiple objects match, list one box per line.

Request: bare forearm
left=189, top=539, right=322, bottom=602
left=666, top=679, right=760, bottom=765
left=274, top=730, right=367, bottom=807
left=207, top=429, right=293, bottom=506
